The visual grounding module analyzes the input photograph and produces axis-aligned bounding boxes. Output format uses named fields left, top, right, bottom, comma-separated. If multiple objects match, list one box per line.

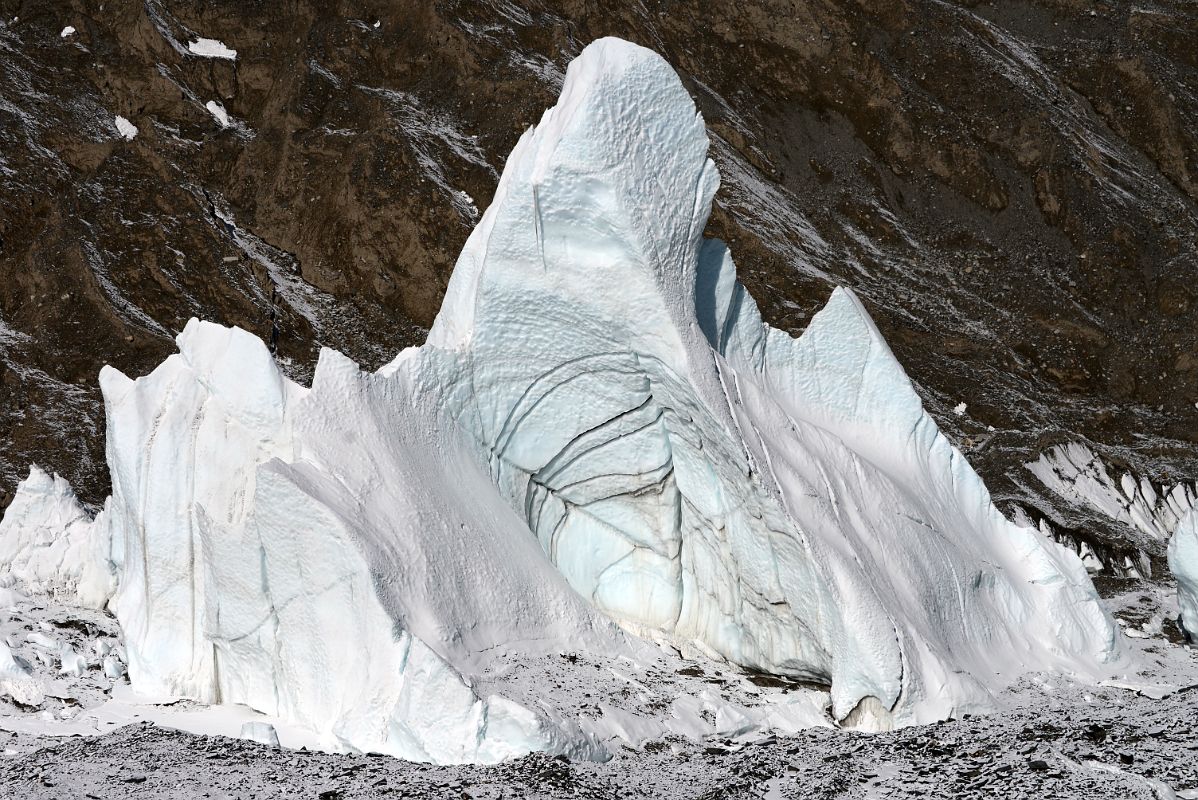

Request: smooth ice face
left=0, top=37, right=1120, bottom=761
left=1169, top=511, right=1198, bottom=640
left=96, top=321, right=613, bottom=763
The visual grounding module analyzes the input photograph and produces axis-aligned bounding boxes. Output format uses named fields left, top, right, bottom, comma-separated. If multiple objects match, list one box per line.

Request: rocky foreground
left=1, top=564, right=1195, bottom=798
left=2, top=678, right=1195, bottom=800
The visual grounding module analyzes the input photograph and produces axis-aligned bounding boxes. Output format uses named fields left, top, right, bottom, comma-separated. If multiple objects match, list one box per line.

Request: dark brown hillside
left=0, top=0, right=1195, bottom=557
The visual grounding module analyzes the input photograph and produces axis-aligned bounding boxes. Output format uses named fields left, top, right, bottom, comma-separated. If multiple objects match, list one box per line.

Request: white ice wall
left=96, top=321, right=616, bottom=762
left=1168, top=510, right=1198, bottom=639
left=0, top=36, right=1121, bottom=760
left=1028, top=441, right=1197, bottom=544
left=420, top=37, right=1118, bottom=724
left=1028, top=440, right=1198, bottom=635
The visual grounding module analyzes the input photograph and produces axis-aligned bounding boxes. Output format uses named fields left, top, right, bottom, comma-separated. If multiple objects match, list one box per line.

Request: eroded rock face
left=1, top=1, right=1196, bottom=542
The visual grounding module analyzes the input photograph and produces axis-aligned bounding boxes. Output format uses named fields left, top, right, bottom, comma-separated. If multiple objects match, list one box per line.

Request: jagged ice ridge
left=0, top=38, right=1121, bottom=764
left=1029, top=441, right=1198, bottom=545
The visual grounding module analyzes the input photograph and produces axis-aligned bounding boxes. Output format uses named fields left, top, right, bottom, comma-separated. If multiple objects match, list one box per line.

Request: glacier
left=0, top=37, right=1121, bottom=762
left=0, top=465, right=112, bottom=608
left=1028, top=441, right=1198, bottom=631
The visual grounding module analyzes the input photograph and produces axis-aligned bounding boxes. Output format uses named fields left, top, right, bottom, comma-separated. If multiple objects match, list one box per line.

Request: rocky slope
left=1, top=0, right=1196, bottom=566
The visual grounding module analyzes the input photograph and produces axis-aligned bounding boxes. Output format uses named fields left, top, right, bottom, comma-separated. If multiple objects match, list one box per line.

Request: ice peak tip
left=555, top=38, right=680, bottom=106
left=821, top=286, right=879, bottom=332
left=576, top=36, right=666, bottom=66
left=24, top=463, right=50, bottom=484
left=19, top=464, right=69, bottom=496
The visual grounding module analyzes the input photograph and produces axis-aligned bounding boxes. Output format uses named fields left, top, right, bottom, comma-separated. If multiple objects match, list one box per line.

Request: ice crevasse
left=0, top=37, right=1120, bottom=762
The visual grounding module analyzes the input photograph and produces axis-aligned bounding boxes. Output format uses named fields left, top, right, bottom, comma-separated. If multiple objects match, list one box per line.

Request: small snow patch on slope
left=113, top=115, right=136, bottom=140
left=188, top=37, right=236, bottom=60
left=59, top=26, right=74, bottom=38
left=205, top=101, right=229, bottom=128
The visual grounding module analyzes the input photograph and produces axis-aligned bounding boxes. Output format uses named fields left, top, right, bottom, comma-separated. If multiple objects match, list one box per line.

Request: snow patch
left=205, top=100, right=229, bottom=128
left=113, top=115, right=137, bottom=141
left=59, top=26, right=74, bottom=38
left=188, top=37, right=236, bottom=60
left=0, top=594, right=126, bottom=720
